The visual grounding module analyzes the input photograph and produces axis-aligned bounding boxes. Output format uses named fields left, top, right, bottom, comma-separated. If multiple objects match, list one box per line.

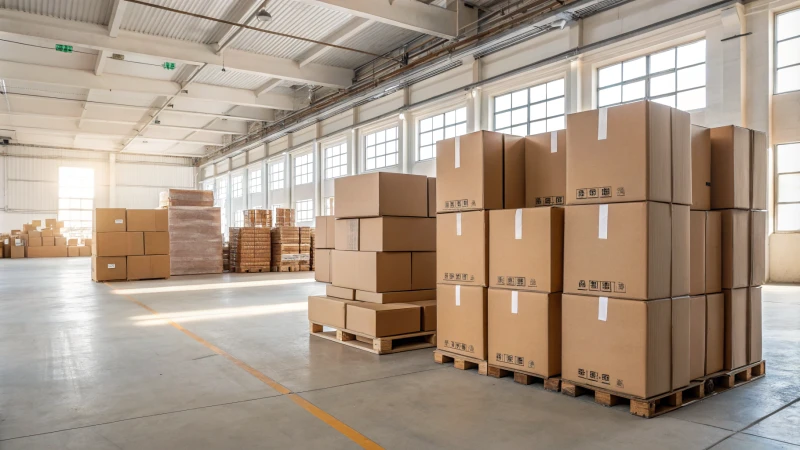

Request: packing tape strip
left=456, top=213, right=462, bottom=236
left=454, top=136, right=461, bottom=168
left=598, top=107, right=608, bottom=141
left=551, top=131, right=558, bottom=153
left=598, top=296, right=608, bottom=321
left=455, top=285, right=461, bottom=306
left=511, top=291, right=519, bottom=314
left=514, top=209, right=522, bottom=240
left=598, top=204, right=608, bottom=239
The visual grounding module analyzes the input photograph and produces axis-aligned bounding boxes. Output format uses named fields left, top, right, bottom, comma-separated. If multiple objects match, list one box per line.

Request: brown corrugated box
left=144, top=232, right=169, bottom=255
left=437, top=211, right=488, bottom=286
left=488, top=289, right=561, bottom=377
left=68, top=246, right=80, bottom=257
left=94, top=208, right=127, bottom=232
left=747, top=286, right=762, bottom=364
left=436, top=130, right=504, bottom=212
left=411, top=251, right=436, bottom=290
left=28, top=237, right=42, bottom=247
left=564, top=202, right=671, bottom=300
left=29, top=230, right=41, bottom=239
left=346, top=302, right=421, bottom=337
left=437, top=284, right=487, bottom=359
left=690, top=211, right=722, bottom=295
left=565, top=101, right=690, bottom=205
left=127, top=209, right=168, bottom=232
left=359, top=217, right=436, bottom=252
left=721, top=210, right=749, bottom=289
left=672, top=205, right=690, bottom=297
left=489, top=207, right=563, bottom=293
left=503, top=134, right=526, bottom=209
left=331, top=250, right=411, bottom=292
left=314, top=216, right=335, bottom=249
left=314, top=249, right=331, bottom=283
left=706, top=292, right=725, bottom=374
left=91, top=256, right=126, bottom=281
left=10, top=245, right=24, bottom=258
left=525, top=130, right=566, bottom=207
left=334, top=172, right=428, bottom=218
left=334, top=219, right=359, bottom=251
left=411, top=299, right=437, bottom=331
left=710, top=126, right=749, bottom=210
left=26, top=246, right=68, bottom=258
left=31, top=219, right=41, bottom=227
left=127, top=255, right=170, bottom=280
left=54, top=237, right=66, bottom=246
left=326, top=285, right=354, bottom=300
left=427, top=177, right=436, bottom=217
left=689, top=295, right=706, bottom=380
left=308, top=295, right=358, bottom=329
left=672, top=296, right=691, bottom=390
left=42, top=236, right=54, bottom=246
left=41, top=229, right=53, bottom=237
left=93, top=232, right=144, bottom=257
left=750, top=210, right=767, bottom=286
left=751, top=131, right=768, bottom=210
left=45, top=218, right=56, bottom=228
left=724, top=288, right=747, bottom=370
left=691, top=125, right=711, bottom=210
left=355, top=289, right=436, bottom=304
left=79, top=246, right=92, bottom=256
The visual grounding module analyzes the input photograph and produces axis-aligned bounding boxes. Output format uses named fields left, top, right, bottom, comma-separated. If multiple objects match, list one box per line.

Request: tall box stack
left=126, top=209, right=170, bottom=281
left=562, top=100, right=693, bottom=399
left=23, top=218, right=69, bottom=258
left=91, top=208, right=170, bottom=281
left=229, top=227, right=271, bottom=272
left=274, top=208, right=296, bottom=227
left=243, top=209, right=272, bottom=228
left=161, top=190, right=223, bottom=276
left=271, top=227, right=306, bottom=271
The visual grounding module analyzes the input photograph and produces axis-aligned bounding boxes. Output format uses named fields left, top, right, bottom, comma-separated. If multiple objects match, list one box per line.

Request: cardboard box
left=126, top=209, right=168, bottom=232
left=750, top=210, right=767, bottom=286
left=409, top=252, right=435, bottom=291
left=565, top=101, right=690, bottom=205
left=710, top=126, right=750, bottom=210
left=751, top=131, right=768, bottom=210
left=489, top=207, right=564, bottom=293
left=437, top=211, right=488, bottom=286
left=127, top=255, right=170, bottom=280
left=29, top=230, right=42, bottom=239
left=42, top=236, right=55, bottom=246
left=334, top=172, right=428, bottom=218
left=672, top=205, right=690, bottom=297
left=691, top=125, right=711, bottom=210
left=331, top=250, right=411, bottom=292
left=488, top=289, right=561, bottom=377
left=689, top=295, right=706, bottom=380
left=564, top=202, right=671, bottom=300
left=359, top=217, right=436, bottom=252
left=706, top=292, right=725, bottom=374
left=561, top=294, right=674, bottom=399
left=79, top=246, right=92, bottom=257
left=437, top=285, right=488, bottom=359
left=427, top=177, right=436, bottom=218
left=10, top=245, right=24, bottom=258
left=690, top=211, right=722, bottom=295
left=747, top=286, right=762, bottom=364
left=411, top=299, right=437, bottom=331
left=326, top=284, right=354, bottom=300
left=721, top=210, right=749, bottom=289
left=314, top=216, right=336, bottom=249
left=525, top=130, right=566, bottom=207
left=144, top=232, right=169, bottom=255
left=54, top=237, right=66, bottom=246
left=334, top=219, right=359, bottom=251
left=346, top=302, right=421, bottom=337
left=94, top=208, right=127, bottom=232
left=503, top=134, right=526, bottom=209
left=22, top=224, right=34, bottom=233
left=308, top=295, right=357, bottom=329
left=436, top=130, right=504, bottom=212
left=67, top=238, right=79, bottom=246
left=26, top=246, right=68, bottom=258
left=93, top=232, right=144, bottom=257
left=28, top=237, right=42, bottom=247
left=724, top=288, right=747, bottom=370
left=68, top=246, right=80, bottom=257
left=355, top=289, right=436, bottom=304
left=314, top=249, right=332, bottom=283
left=31, top=219, right=41, bottom=227
left=84, top=238, right=93, bottom=247
left=41, top=228, right=53, bottom=237
left=45, top=218, right=56, bottom=228
left=672, top=296, right=691, bottom=390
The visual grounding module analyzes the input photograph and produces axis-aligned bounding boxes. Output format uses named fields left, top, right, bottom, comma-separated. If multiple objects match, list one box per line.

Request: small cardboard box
left=751, top=131, right=768, bottom=210
left=31, top=219, right=42, bottom=227
left=41, top=228, right=53, bottom=237
left=45, top=218, right=56, bottom=228
left=91, top=256, right=127, bottom=281
left=93, top=232, right=144, bottom=257
left=672, top=205, right=691, bottom=297
left=503, top=134, right=526, bottom=209
left=127, top=255, right=170, bottom=280
left=334, top=172, right=428, bottom=218
left=706, top=292, right=725, bottom=374
left=721, top=210, right=750, bottom=289
left=126, top=209, right=169, bottom=232
left=331, top=250, right=411, bottom=292
left=359, top=217, right=436, bottom=252
left=525, top=130, right=566, bottom=207
left=334, top=219, right=359, bottom=251
left=410, top=299, right=437, bottom=331
left=411, top=251, right=436, bottom=290
left=689, top=295, right=706, bottom=380
left=26, top=246, right=68, bottom=258
left=308, top=295, right=358, bottom=329
left=79, top=246, right=92, bottom=257
left=436, top=130, right=504, bottom=212
left=747, top=286, right=762, bottom=364
left=84, top=238, right=93, bottom=247
left=691, top=125, right=711, bottom=210
left=28, top=230, right=42, bottom=239
left=489, top=207, right=564, bottom=293
left=42, top=236, right=55, bottom=246
left=314, top=216, right=336, bottom=249
left=488, top=289, right=561, bottom=377
left=314, top=249, right=332, bottom=283
left=325, top=285, right=354, bottom=300
left=28, top=237, right=42, bottom=247
left=144, top=232, right=170, bottom=255
left=94, top=208, right=127, bottom=232
left=690, top=211, right=722, bottom=295
left=427, top=177, right=436, bottom=218
left=672, top=296, right=691, bottom=390
left=346, top=302, right=421, bottom=337
left=724, top=288, right=747, bottom=370
left=68, top=246, right=80, bottom=257
left=67, top=238, right=79, bottom=246
left=54, top=237, right=67, bottom=246
left=750, top=211, right=767, bottom=286
left=10, top=245, right=24, bottom=258
left=437, top=211, right=488, bottom=286
left=355, top=289, right=436, bottom=304
left=437, top=284, right=488, bottom=359
left=564, top=202, right=671, bottom=300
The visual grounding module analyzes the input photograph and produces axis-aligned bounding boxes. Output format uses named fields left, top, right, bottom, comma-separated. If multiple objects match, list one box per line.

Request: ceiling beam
left=108, top=0, right=127, bottom=37
left=0, top=8, right=354, bottom=88
left=213, top=0, right=267, bottom=54
left=5, top=125, right=223, bottom=146
left=94, top=50, right=110, bottom=75
left=150, top=122, right=248, bottom=135
left=255, top=79, right=282, bottom=97
left=298, top=17, right=373, bottom=67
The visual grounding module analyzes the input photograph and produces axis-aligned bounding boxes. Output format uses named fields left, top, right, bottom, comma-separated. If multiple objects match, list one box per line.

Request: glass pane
left=511, top=125, right=527, bottom=137
left=598, top=64, right=621, bottom=88
left=496, top=128, right=510, bottom=134
left=677, top=64, right=706, bottom=90
left=546, top=79, right=564, bottom=98
left=81, top=210, right=92, bottom=221
left=455, top=123, right=467, bottom=136
left=777, top=65, right=800, bottom=93
left=70, top=198, right=81, bottom=209
left=777, top=203, right=800, bottom=231
left=420, top=132, right=432, bottom=146
left=677, top=40, right=705, bottom=68
left=366, top=133, right=375, bottom=146
left=511, top=89, right=528, bottom=108
left=376, top=156, right=385, bottom=168
left=650, top=48, right=675, bottom=73
left=598, top=85, right=621, bottom=107
left=444, top=125, right=456, bottom=139
left=495, top=94, right=511, bottom=112
left=546, top=98, right=564, bottom=117
left=420, top=117, right=433, bottom=132
left=432, top=129, right=443, bottom=143
left=652, top=95, right=676, bottom=108
left=375, top=143, right=385, bottom=156
left=59, top=198, right=69, bottom=209
left=677, top=87, right=706, bottom=111
left=386, top=140, right=397, bottom=154
left=547, top=115, right=565, bottom=131
left=387, top=154, right=397, bottom=166
left=530, top=84, right=547, bottom=103
left=622, top=80, right=646, bottom=102
left=650, top=72, right=676, bottom=96
left=366, top=159, right=375, bottom=170
left=776, top=9, right=800, bottom=42
left=778, top=174, right=800, bottom=202
left=529, top=120, right=546, bottom=135
left=366, top=146, right=375, bottom=158
left=456, top=107, right=467, bottom=123
left=495, top=111, right=511, bottom=129
left=777, top=37, right=800, bottom=68
left=530, top=102, right=547, bottom=121
left=777, top=143, right=800, bottom=173
left=81, top=199, right=93, bottom=209
left=444, top=110, right=456, bottom=126
left=431, top=116, right=443, bottom=130
left=420, top=146, right=433, bottom=160
left=623, top=57, right=646, bottom=81
left=511, top=107, right=527, bottom=125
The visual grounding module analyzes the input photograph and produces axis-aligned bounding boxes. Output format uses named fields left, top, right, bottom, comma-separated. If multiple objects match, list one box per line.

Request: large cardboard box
left=690, top=211, right=722, bottom=295
left=525, top=130, right=566, bottom=207
left=29, top=230, right=42, bottom=239
left=41, top=229, right=53, bottom=237
left=437, top=211, right=488, bottom=286
left=358, top=217, right=436, bottom=252
left=45, top=218, right=56, bottom=228
left=564, top=202, right=671, bottom=300
left=42, top=236, right=55, bottom=246
left=411, top=299, right=437, bottom=331
left=427, top=177, right=436, bottom=218
left=751, top=131, right=768, bottom=210
left=308, top=295, right=357, bottom=329
left=561, top=294, right=675, bottom=399
left=127, top=255, right=170, bottom=280
left=93, top=232, right=144, bottom=257
left=346, top=303, right=421, bottom=337
left=67, top=238, right=78, bottom=246
left=710, top=126, right=750, bottom=210
left=724, top=288, right=747, bottom=370
left=315, top=249, right=332, bottom=283
left=503, top=134, right=526, bottom=209
left=750, top=210, right=767, bottom=286
left=27, top=237, right=42, bottom=247
left=691, top=125, right=711, bottom=210
left=144, top=232, right=169, bottom=255
left=436, top=130, right=504, bottom=212
left=91, top=256, right=127, bottom=281
left=26, top=246, right=68, bottom=258
left=565, top=101, right=691, bottom=205
left=68, top=246, right=80, bottom=257
left=334, top=172, right=428, bottom=218
left=437, top=285, right=487, bottom=359
left=706, top=292, right=725, bottom=374
left=672, top=205, right=691, bottom=297
left=126, top=209, right=168, bottom=232
left=356, top=289, right=436, bottom=304
left=79, top=246, right=92, bottom=256
left=314, top=216, right=336, bottom=249
left=747, top=286, right=762, bottom=364
left=10, top=245, right=24, bottom=258
left=488, top=289, right=561, bottom=377
left=411, top=251, right=436, bottom=290
left=721, top=210, right=749, bottom=289
left=326, top=284, right=354, bottom=300
left=489, top=207, right=563, bottom=292
left=94, top=208, right=127, bottom=232
left=672, top=296, right=691, bottom=390
left=331, top=250, right=411, bottom=292
left=334, top=219, right=359, bottom=251
left=30, top=219, right=41, bottom=227
left=689, top=295, right=706, bottom=380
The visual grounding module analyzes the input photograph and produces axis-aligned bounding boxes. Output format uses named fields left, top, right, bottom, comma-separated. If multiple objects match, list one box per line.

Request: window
left=234, top=210, right=244, bottom=227
left=271, top=204, right=282, bottom=226
left=202, top=179, right=214, bottom=192
left=249, top=169, right=262, bottom=193
left=231, top=175, right=243, bottom=198
left=216, top=178, right=227, bottom=234
left=777, top=142, right=800, bottom=231
left=216, top=178, right=227, bottom=204
left=58, top=167, right=94, bottom=238
left=269, top=162, right=284, bottom=191
left=325, top=143, right=348, bottom=179
left=294, top=153, right=313, bottom=185
left=296, top=199, right=313, bottom=222
left=597, top=40, right=706, bottom=111
left=419, top=107, right=468, bottom=160
left=324, top=197, right=334, bottom=216
left=494, top=79, right=565, bottom=136
left=776, top=9, right=800, bottom=94
left=364, top=126, right=399, bottom=170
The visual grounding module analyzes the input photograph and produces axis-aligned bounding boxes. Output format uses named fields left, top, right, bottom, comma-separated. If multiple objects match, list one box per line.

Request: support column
left=567, top=20, right=583, bottom=113
left=402, top=111, right=411, bottom=174
left=109, top=153, right=116, bottom=208
left=720, top=3, right=747, bottom=127
left=470, top=58, right=483, bottom=132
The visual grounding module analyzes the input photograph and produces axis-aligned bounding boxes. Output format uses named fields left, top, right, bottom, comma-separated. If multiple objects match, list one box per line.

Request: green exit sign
left=162, top=62, right=175, bottom=70
left=55, top=44, right=73, bottom=53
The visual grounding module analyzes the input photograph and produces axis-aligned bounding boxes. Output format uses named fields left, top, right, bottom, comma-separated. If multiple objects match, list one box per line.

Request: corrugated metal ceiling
left=121, top=0, right=242, bottom=45
left=193, top=65, right=275, bottom=91
left=0, top=0, right=112, bottom=25
left=313, top=21, right=421, bottom=69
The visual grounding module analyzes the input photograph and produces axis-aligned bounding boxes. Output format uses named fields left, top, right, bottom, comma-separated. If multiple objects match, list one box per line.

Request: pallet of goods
left=165, top=194, right=223, bottom=275
left=91, top=208, right=170, bottom=281
left=229, top=227, right=271, bottom=273
left=243, top=209, right=272, bottom=228
left=270, top=224, right=312, bottom=272
left=274, top=208, right=296, bottom=227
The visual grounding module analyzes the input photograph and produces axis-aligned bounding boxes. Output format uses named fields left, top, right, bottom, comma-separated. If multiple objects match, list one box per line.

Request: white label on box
left=598, top=296, right=608, bottom=321
left=598, top=204, right=608, bottom=239
left=115, top=219, right=123, bottom=224
left=14, top=239, right=21, bottom=246
left=551, top=131, right=558, bottom=153
left=598, top=107, right=608, bottom=140
left=454, top=136, right=461, bottom=168
left=511, top=291, right=519, bottom=314
left=514, top=209, right=523, bottom=240
left=455, top=285, right=461, bottom=306
left=456, top=213, right=462, bottom=236
left=108, top=264, right=116, bottom=269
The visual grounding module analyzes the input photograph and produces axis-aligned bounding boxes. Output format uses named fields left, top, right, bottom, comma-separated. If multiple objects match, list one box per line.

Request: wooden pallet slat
left=486, top=364, right=562, bottom=392
left=309, top=321, right=436, bottom=355
left=433, top=350, right=488, bottom=375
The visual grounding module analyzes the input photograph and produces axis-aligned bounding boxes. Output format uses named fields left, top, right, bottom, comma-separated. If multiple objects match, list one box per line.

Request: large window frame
left=364, top=126, right=399, bottom=171
left=324, top=142, right=348, bottom=179
left=418, top=106, right=468, bottom=161
left=775, top=8, right=800, bottom=94
left=249, top=169, right=262, bottom=194
left=776, top=142, right=800, bottom=232
left=231, top=174, right=243, bottom=198
left=269, top=162, right=285, bottom=191
left=296, top=199, right=313, bottom=223
left=58, top=166, right=94, bottom=238
left=493, top=78, right=566, bottom=136
left=294, top=153, right=313, bottom=185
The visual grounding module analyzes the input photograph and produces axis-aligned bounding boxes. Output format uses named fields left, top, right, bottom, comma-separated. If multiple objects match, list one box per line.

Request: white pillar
left=720, top=3, right=747, bottom=127
left=470, top=58, right=482, bottom=132
left=108, top=153, right=116, bottom=207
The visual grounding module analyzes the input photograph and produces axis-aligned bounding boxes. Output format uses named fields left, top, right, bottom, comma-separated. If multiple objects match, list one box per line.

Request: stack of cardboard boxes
left=92, top=208, right=170, bottom=281
left=163, top=190, right=223, bottom=276
left=270, top=226, right=312, bottom=271
left=243, top=209, right=272, bottom=228
left=67, top=237, right=93, bottom=257
left=23, top=219, right=70, bottom=258
left=229, top=227, right=271, bottom=272
left=274, top=208, right=296, bottom=227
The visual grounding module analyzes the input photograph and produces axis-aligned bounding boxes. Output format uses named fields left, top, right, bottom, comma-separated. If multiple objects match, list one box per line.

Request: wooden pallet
left=561, top=360, right=766, bottom=418
left=433, top=349, right=488, bottom=375
left=309, top=322, right=436, bottom=355
left=486, top=365, right=562, bottom=392
left=232, top=266, right=270, bottom=273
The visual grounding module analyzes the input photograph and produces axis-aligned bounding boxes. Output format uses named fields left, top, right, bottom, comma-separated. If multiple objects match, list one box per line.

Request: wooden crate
left=486, top=365, right=562, bottom=392
left=310, top=322, right=436, bottom=355
left=433, top=349, right=488, bottom=375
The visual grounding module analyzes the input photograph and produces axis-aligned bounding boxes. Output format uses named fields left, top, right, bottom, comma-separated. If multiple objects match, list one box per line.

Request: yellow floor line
left=106, top=284, right=383, bottom=450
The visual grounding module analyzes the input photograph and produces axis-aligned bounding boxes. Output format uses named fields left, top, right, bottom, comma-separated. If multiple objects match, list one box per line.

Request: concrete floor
left=0, top=258, right=798, bottom=449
